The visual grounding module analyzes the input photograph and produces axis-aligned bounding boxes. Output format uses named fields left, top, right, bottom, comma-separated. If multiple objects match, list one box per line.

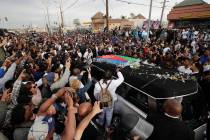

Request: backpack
left=98, top=80, right=113, bottom=108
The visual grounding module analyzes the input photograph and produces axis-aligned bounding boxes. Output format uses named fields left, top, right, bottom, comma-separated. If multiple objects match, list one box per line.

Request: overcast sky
left=0, top=0, right=210, bottom=28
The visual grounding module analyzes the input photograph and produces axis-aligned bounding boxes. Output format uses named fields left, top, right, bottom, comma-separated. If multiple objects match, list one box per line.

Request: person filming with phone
left=94, top=68, right=124, bottom=132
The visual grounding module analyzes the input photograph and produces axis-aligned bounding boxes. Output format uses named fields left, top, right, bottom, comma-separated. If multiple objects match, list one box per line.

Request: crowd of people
left=0, top=26, right=209, bottom=140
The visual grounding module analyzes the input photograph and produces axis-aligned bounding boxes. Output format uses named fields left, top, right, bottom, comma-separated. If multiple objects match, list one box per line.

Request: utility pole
left=42, top=0, right=51, bottom=35
left=106, top=0, right=109, bottom=31
left=147, top=0, right=153, bottom=39
left=46, top=6, right=51, bottom=35
left=59, top=0, right=64, bottom=28
left=160, top=0, right=167, bottom=26
left=60, top=7, right=64, bottom=28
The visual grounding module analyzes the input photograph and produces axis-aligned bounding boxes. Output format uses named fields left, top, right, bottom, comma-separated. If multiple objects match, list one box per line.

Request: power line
left=102, top=0, right=106, bottom=6
left=115, top=0, right=172, bottom=9
left=62, top=0, right=70, bottom=5
left=64, top=0, right=80, bottom=12
left=102, top=0, right=114, bottom=13
left=63, top=0, right=92, bottom=14
left=115, top=0, right=160, bottom=8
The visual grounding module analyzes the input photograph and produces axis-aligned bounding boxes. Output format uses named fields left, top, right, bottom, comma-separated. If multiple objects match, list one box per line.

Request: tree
left=130, top=13, right=135, bottom=19
left=73, top=19, right=81, bottom=27
left=121, top=15, right=126, bottom=19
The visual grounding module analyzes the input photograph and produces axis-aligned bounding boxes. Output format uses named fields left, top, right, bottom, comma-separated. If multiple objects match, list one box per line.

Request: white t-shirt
left=182, top=31, right=188, bottom=39
left=83, top=51, right=93, bottom=60
left=108, top=46, right=113, bottom=52
left=28, top=116, right=54, bottom=140
left=193, top=31, right=199, bottom=39
left=77, top=52, right=82, bottom=58
left=94, top=72, right=124, bottom=102
left=163, top=47, right=170, bottom=55
left=174, top=44, right=181, bottom=51
left=177, top=66, right=192, bottom=75
left=191, top=40, right=196, bottom=47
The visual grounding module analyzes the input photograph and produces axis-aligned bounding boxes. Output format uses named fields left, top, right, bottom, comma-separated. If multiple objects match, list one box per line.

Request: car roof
left=92, top=62, right=198, bottom=99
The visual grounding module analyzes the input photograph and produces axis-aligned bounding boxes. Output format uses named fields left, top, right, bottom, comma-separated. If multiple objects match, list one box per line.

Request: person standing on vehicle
left=94, top=68, right=124, bottom=132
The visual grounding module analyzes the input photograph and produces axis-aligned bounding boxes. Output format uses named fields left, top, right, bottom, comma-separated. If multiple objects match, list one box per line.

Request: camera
left=15, top=51, right=23, bottom=58
left=81, top=65, right=89, bottom=72
left=65, top=88, right=78, bottom=103
left=56, top=111, right=66, bottom=123
left=23, top=61, right=33, bottom=74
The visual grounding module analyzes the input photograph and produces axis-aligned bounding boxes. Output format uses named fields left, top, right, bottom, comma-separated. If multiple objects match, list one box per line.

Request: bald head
left=163, top=99, right=182, bottom=117
left=78, top=102, right=93, bottom=118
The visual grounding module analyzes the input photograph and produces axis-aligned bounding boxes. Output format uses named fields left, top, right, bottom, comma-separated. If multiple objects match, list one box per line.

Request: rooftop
left=133, top=14, right=146, bottom=19
left=174, top=0, right=207, bottom=8
left=92, top=12, right=104, bottom=19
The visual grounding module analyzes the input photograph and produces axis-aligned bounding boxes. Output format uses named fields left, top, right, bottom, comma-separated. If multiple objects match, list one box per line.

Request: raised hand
left=1, top=89, right=12, bottom=104
left=87, top=67, right=91, bottom=73
left=55, top=87, right=66, bottom=98
left=64, top=93, right=73, bottom=107
left=65, top=59, right=71, bottom=69
left=15, top=57, right=23, bottom=65
left=92, top=101, right=103, bottom=115
left=18, top=69, right=26, bottom=80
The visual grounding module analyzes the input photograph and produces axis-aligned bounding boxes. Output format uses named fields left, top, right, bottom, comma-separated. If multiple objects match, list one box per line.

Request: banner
left=142, top=20, right=160, bottom=29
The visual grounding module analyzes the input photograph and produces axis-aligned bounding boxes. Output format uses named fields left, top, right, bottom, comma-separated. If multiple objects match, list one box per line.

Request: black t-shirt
left=146, top=113, right=194, bottom=140
left=81, top=123, right=100, bottom=140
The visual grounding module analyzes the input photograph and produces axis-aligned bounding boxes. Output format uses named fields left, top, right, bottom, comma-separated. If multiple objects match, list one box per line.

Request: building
left=82, top=21, right=92, bottom=29
left=167, top=0, right=210, bottom=29
left=128, top=14, right=147, bottom=28
left=91, top=12, right=134, bottom=32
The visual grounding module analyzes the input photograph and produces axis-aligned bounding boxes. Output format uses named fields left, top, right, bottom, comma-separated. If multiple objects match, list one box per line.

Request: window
left=116, top=83, right=149, bottom=113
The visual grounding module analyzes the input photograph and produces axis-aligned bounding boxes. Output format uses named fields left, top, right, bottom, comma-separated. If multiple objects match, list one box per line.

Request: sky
left=0, top=0, right=210, bottom=28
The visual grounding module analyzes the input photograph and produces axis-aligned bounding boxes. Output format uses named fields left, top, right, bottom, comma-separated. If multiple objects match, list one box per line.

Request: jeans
left=97, top=106, right=114, bottom=128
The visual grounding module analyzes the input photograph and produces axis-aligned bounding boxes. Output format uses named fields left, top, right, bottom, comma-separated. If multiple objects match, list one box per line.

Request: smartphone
left=15, top=51, right=22, bottom=58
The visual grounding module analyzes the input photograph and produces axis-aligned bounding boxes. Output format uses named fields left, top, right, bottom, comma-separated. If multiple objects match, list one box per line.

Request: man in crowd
left=147, top=99, right=194, bottom=140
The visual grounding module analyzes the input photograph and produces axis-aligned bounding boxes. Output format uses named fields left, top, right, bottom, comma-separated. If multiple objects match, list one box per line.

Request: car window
left=116, top=83, right=149, bottom=113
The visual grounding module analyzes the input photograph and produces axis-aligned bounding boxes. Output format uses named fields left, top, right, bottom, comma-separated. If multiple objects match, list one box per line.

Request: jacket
left=13, top=121, right=33, bottom=140
left=0, top=63, right=17, bottom=90
left=50, top=67, right=70, bottom=91
left=77, top=79, right=92, bottom=103
left=0, top=101, right=7, bottom=128
left=147, top=113, right=194, bottom=140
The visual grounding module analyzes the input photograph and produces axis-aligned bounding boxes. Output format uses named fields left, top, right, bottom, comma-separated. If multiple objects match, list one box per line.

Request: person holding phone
left=69, top=67, right=92, bottom=103
left=93, top=68, right=124, bottom=132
